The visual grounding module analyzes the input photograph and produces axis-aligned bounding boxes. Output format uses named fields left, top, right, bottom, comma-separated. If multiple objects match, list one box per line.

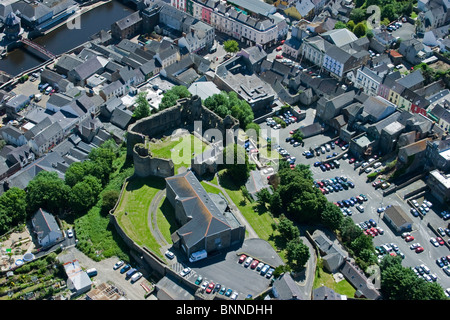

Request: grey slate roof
left=166, top=170, right=233, bottom=250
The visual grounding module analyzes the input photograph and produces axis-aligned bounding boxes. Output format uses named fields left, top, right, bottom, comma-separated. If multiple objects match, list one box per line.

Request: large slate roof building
left=165, top=170, right=245, bottom=258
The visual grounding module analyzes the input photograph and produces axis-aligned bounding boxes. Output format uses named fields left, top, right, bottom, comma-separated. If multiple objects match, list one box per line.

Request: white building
left=184, top=0, right=287, bottom=49
left=353, top=65, right=384, bottom=96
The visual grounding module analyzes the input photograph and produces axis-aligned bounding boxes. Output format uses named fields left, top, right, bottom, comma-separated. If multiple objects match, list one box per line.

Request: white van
left=34, top=93, right=42, bottom=102
left=86, top=268, right=97, bottom=277
left=189, top=249, right=207, bottom=263
left=131, top=272, right=143, bottom=283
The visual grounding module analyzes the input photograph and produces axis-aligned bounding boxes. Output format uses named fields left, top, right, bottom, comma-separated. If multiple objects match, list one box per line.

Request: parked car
left=180, top=267, right=191, bottom=277
left=120, top=264, right=131, bottom=274
left=165, top=250, right=175, bottom=260
left=206, top=282, right=215, bottom=293
left=244, top=256, right=253, bottom=267
left=415, top=246, right=424, bottom=253
left=113, top=260, right=124, bottom=270
left=250, top=259, right=259, bottom=269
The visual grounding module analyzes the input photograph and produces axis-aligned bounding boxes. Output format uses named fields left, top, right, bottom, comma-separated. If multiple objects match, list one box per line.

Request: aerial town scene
left=0, top=0, right=449, bottom=306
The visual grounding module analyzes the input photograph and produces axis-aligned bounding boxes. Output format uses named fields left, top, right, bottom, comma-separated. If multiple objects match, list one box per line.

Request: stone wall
left=133, top=143, right=174, bottom=178
left=127, top=95, right=239, bottom=178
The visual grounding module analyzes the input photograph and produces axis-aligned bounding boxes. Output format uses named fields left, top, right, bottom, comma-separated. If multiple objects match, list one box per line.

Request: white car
left=243, top=256, right=253, bottom=267
left=67, top=229, right=73, bottom=238
left=113, top=260, right=124, bottom=270
left=180, top=267, right=191, bottom=277
left=230, top=291, right=239, bottom=300
left=165, top=250, right=175, bottom=259
left=430, top=237, right=439, bottom=247
left=410, top=243, right=421, bottom=250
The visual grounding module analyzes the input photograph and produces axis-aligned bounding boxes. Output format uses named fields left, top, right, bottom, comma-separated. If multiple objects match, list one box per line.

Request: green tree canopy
left=26, top=171, right=71, bottom=213
left=203, top=91, right=254, bottom=129
left=380, top=255, right=447, bottom=300
left=277, top=214, right=300, bottom=241
left=353, top=22, right=367, bottom=37
left=223, top=143, right=252, bottom=184
left=69, top=175, right=103, bottom=214
left=350, top=8, right=366, bottom=23
left=159, top=85, right=192, bottom=110
left=224, top=40, right=240, bottom=53
left=285, top=238, right=310, bottom=271
left=133, top=91, right=150, bottom=120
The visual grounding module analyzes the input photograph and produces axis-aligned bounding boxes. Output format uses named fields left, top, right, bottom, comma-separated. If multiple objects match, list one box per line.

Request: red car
left=280, top=40, right=285, bottom=44
left=276, top=54, right=283, bottom=59
left=415, top=246, right=424, bottom=253
left=405, top=235, right=414, bottom=242
left=437, top=237, right=445, bottom=245
left=239, top=254, right=247, bottom=263
left=250, top=260, right=259, bottom=269
left=349, top=158, right=356, bottom=164
left=276, top=46, right=282, bottom=51
left=206, top=282, right=215, bottom=293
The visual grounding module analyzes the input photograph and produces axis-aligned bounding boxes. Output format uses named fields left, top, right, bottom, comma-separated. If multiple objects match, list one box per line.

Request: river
left=0, top=0, right=135, bottom=76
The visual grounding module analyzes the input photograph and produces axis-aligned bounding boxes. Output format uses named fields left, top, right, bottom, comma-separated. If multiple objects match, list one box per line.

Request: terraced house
left=171, top=0, right=287, bottom=49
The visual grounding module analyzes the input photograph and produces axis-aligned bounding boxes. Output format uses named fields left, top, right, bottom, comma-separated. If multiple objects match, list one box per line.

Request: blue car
left=120, top=264, right=131, bottom=274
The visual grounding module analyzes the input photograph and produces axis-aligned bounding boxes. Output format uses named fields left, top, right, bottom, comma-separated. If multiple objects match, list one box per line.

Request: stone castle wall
left=127, top=95, right=239, bottom=178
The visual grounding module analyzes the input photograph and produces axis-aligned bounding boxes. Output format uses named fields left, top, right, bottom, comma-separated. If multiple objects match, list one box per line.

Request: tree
left=347, top=20, right=356, bottom=31
left=285, top=238, right=310, bottom=271
left=349, top=8, right=366, bottom=24
left=101, top=189, right=120, bottom=214
left=0, top=187, right=27, bottom=225
left=381, top=4, right=397, bottom=22
left=320, top=202, right=343, bottom=231
left=132, top=92, right=150, bottom=120
left=69, top=175, right=102, bottom=214
left=256, top=188, right=272, bottom=206
left=380, top=255, right=447, bottom=300
left=269, top=191, right=283, bottom=214
left=354, top=0, right=365, bottom=8
left=203, top=91, right=254, bottom=129
left=222, top=143, right=251, bottom=185
left=26, top=171, right=71, bottom=213
left=292, top=130, right=304, bottom=143
left=335, top=21, right=347, bottom=29
left=353, top=22, right=367, bottom=38
left=224, top=40, right=239, bottom=54
left=159, top=85, right=192, bottom=110
left=277, top=214, right=300, bottom=241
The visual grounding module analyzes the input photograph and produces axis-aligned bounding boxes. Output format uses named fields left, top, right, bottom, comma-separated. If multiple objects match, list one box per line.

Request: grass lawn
left=114, top=176, right=166, bottom=258
left=156, top=196, right=178, bottom=244
left=217, top=170, right=276, bottom=243
left=200, top=180, right=223, bottom=195
left=149, top=133, right=209, bottom=174
left=313, top=259, right=356, bottom=297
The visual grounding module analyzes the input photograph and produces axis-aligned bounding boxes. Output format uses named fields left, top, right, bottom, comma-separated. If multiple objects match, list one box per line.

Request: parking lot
left=168, top=239, right=283, bottom=300
left=261, top=116, right=450, bottom=291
